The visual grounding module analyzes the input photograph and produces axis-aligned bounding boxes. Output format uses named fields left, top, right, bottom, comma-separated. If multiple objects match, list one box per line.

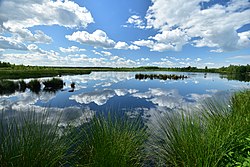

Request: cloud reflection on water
left=0, top=72, right=249, bottom=126
left=69, top=88, right=138, bottom=105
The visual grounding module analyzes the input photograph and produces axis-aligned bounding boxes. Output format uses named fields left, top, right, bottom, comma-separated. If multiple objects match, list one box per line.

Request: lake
left=1, top=71, right=249, bottom=126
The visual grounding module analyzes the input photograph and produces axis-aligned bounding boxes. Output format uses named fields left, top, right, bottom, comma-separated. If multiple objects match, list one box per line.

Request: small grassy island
left=43, top=78, right=64, bottom=91
left=0, top=78, right=65, bottom=95
left=135, top=73, right=188, bottom=80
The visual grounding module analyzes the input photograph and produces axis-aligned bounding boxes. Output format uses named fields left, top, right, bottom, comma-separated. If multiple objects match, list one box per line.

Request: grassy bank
left=0, top=90, right=249, bottom=166
left=0, top=68, right=91, bottom=79
left=1, top=62, right=250, bottom=81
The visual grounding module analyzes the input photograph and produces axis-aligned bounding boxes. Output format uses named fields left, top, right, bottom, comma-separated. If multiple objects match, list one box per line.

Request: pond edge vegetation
left=0, top=78, right=68, bottom=95
left=0, top=61, right=249, bottom=81
left=0, top=90, right=249, bottom=166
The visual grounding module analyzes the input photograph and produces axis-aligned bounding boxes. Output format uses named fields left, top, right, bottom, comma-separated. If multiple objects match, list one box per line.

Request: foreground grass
left=148, top=90, right=250, bottom=166
left=0, top=90, right=249, bottom=166
left=70, top=115, right=147, bottom=167
left=0, top=111, right=70, bottom=167
left=0, top=112, right=146, bottom=167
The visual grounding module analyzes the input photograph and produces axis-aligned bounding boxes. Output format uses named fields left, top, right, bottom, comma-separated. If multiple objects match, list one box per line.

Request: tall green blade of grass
left=0, top=110, right=71, bottom=167
left=147, top=90, right=250, bottom=167
left=72, top=114, right=147, bottom=167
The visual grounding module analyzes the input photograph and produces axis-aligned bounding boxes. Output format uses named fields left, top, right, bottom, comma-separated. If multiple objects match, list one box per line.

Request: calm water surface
left=1, top=71, right=249, bottom=125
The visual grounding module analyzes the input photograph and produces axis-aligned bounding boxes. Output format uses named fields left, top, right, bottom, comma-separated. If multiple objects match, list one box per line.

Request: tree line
left=0, top=61, right=11, bottom=68
left=1, top=61, right=250, bottom=74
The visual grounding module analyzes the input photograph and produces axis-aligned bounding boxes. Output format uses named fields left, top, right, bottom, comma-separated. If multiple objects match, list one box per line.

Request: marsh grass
left=0, top=111, right=147, bottom=167
left=0, top=90, right=249, bottom=167
left=147, top=90, right=250, bottom=167
left=18, top=80, right=27, bottom=92
left=27, top=79, right=41, bottom=93
left=0, top=69, right=91, bottom=79
left=0, top=111, right=71, bottom=167
left=0, top=80, right=19, bottom=95
left=43, top=78, right=63, bottom=91
left=72, top=114, right=147, bottom=167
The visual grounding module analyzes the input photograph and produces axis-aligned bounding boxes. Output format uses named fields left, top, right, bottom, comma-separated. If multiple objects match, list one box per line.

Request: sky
left=0, top=0, right=250, bottom=68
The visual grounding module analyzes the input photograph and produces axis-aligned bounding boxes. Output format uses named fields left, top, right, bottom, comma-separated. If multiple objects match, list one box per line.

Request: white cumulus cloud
left=0, top=0, right=94, bottom=50
left=124, top=15, right=147, bottom=29
left=0, top=0, right=94, bottom=30
left=114, top=41, right=140, bottom=50
left=139, top=0, right=250, bottom=52
left=59, top=46, right=86, bottom=53
left=66, top=30, right=116, bottom=49
left=67, top=30, right=140, bottom=50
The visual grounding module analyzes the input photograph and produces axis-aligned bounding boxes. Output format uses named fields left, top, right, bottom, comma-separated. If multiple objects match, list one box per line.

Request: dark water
left=0, top=72, right=249, bottom=126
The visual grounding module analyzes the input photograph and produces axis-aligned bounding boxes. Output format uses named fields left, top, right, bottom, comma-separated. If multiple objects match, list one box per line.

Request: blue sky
left=0, top=0, right=250, bottom=68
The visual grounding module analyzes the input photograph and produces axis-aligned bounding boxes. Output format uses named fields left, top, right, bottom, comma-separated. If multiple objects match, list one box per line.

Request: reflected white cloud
left=70, top=88, right=138, bottom=105
left=114, top=89, right=138, bottom=96
left=132, top=88, right=213, bottom=111
left=1, top=71, right=248, bottom=128
left=57, top=107, right=95, bottom=127
left=70, top=89, right=116, bottom=105
left=1, top=105, right=95, bottom=128
left=206, top=89, right=219, bottom=93
left=0, top=91, right=58, bottom=112
left=61, top=72, right=135, bottom=90
left=0, top=90, right=96, bottom=127
left=101, top=82, right=112, bottom=87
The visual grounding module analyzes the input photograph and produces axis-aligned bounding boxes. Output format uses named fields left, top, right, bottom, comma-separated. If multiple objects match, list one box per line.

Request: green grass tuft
left=0, top=80, right=19, bottom=95
left=27, top=79, right=41, bottom=93
left=147, top=90, right=250, bottom=167
left=43, top=78, right=63, bottom=91
left=0, top=111, right=71, bottom=167
left=0, top=90, right=249, bottom=166
left=71, top=114, right=147, bottom=167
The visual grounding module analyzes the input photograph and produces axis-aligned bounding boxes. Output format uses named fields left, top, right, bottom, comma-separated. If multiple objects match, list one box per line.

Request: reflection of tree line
left=135, top=74, right=188, bottom=80
left=220, top=73, right=250, bottom=82
left=0, top=78, right=76, bottom=95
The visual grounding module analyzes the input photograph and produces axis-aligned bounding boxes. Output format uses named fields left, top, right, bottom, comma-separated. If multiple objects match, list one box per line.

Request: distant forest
left=0, top=61, right=250, bottom=74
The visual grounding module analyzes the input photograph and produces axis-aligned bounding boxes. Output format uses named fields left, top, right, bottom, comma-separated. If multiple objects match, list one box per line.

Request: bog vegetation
left=0, top=78, right=65, bottom=95
left=0, top=90, right=249, bottom=166
left=135, top=73, right=188, bottom=80
left=0, top=61, right=249, bottom=81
